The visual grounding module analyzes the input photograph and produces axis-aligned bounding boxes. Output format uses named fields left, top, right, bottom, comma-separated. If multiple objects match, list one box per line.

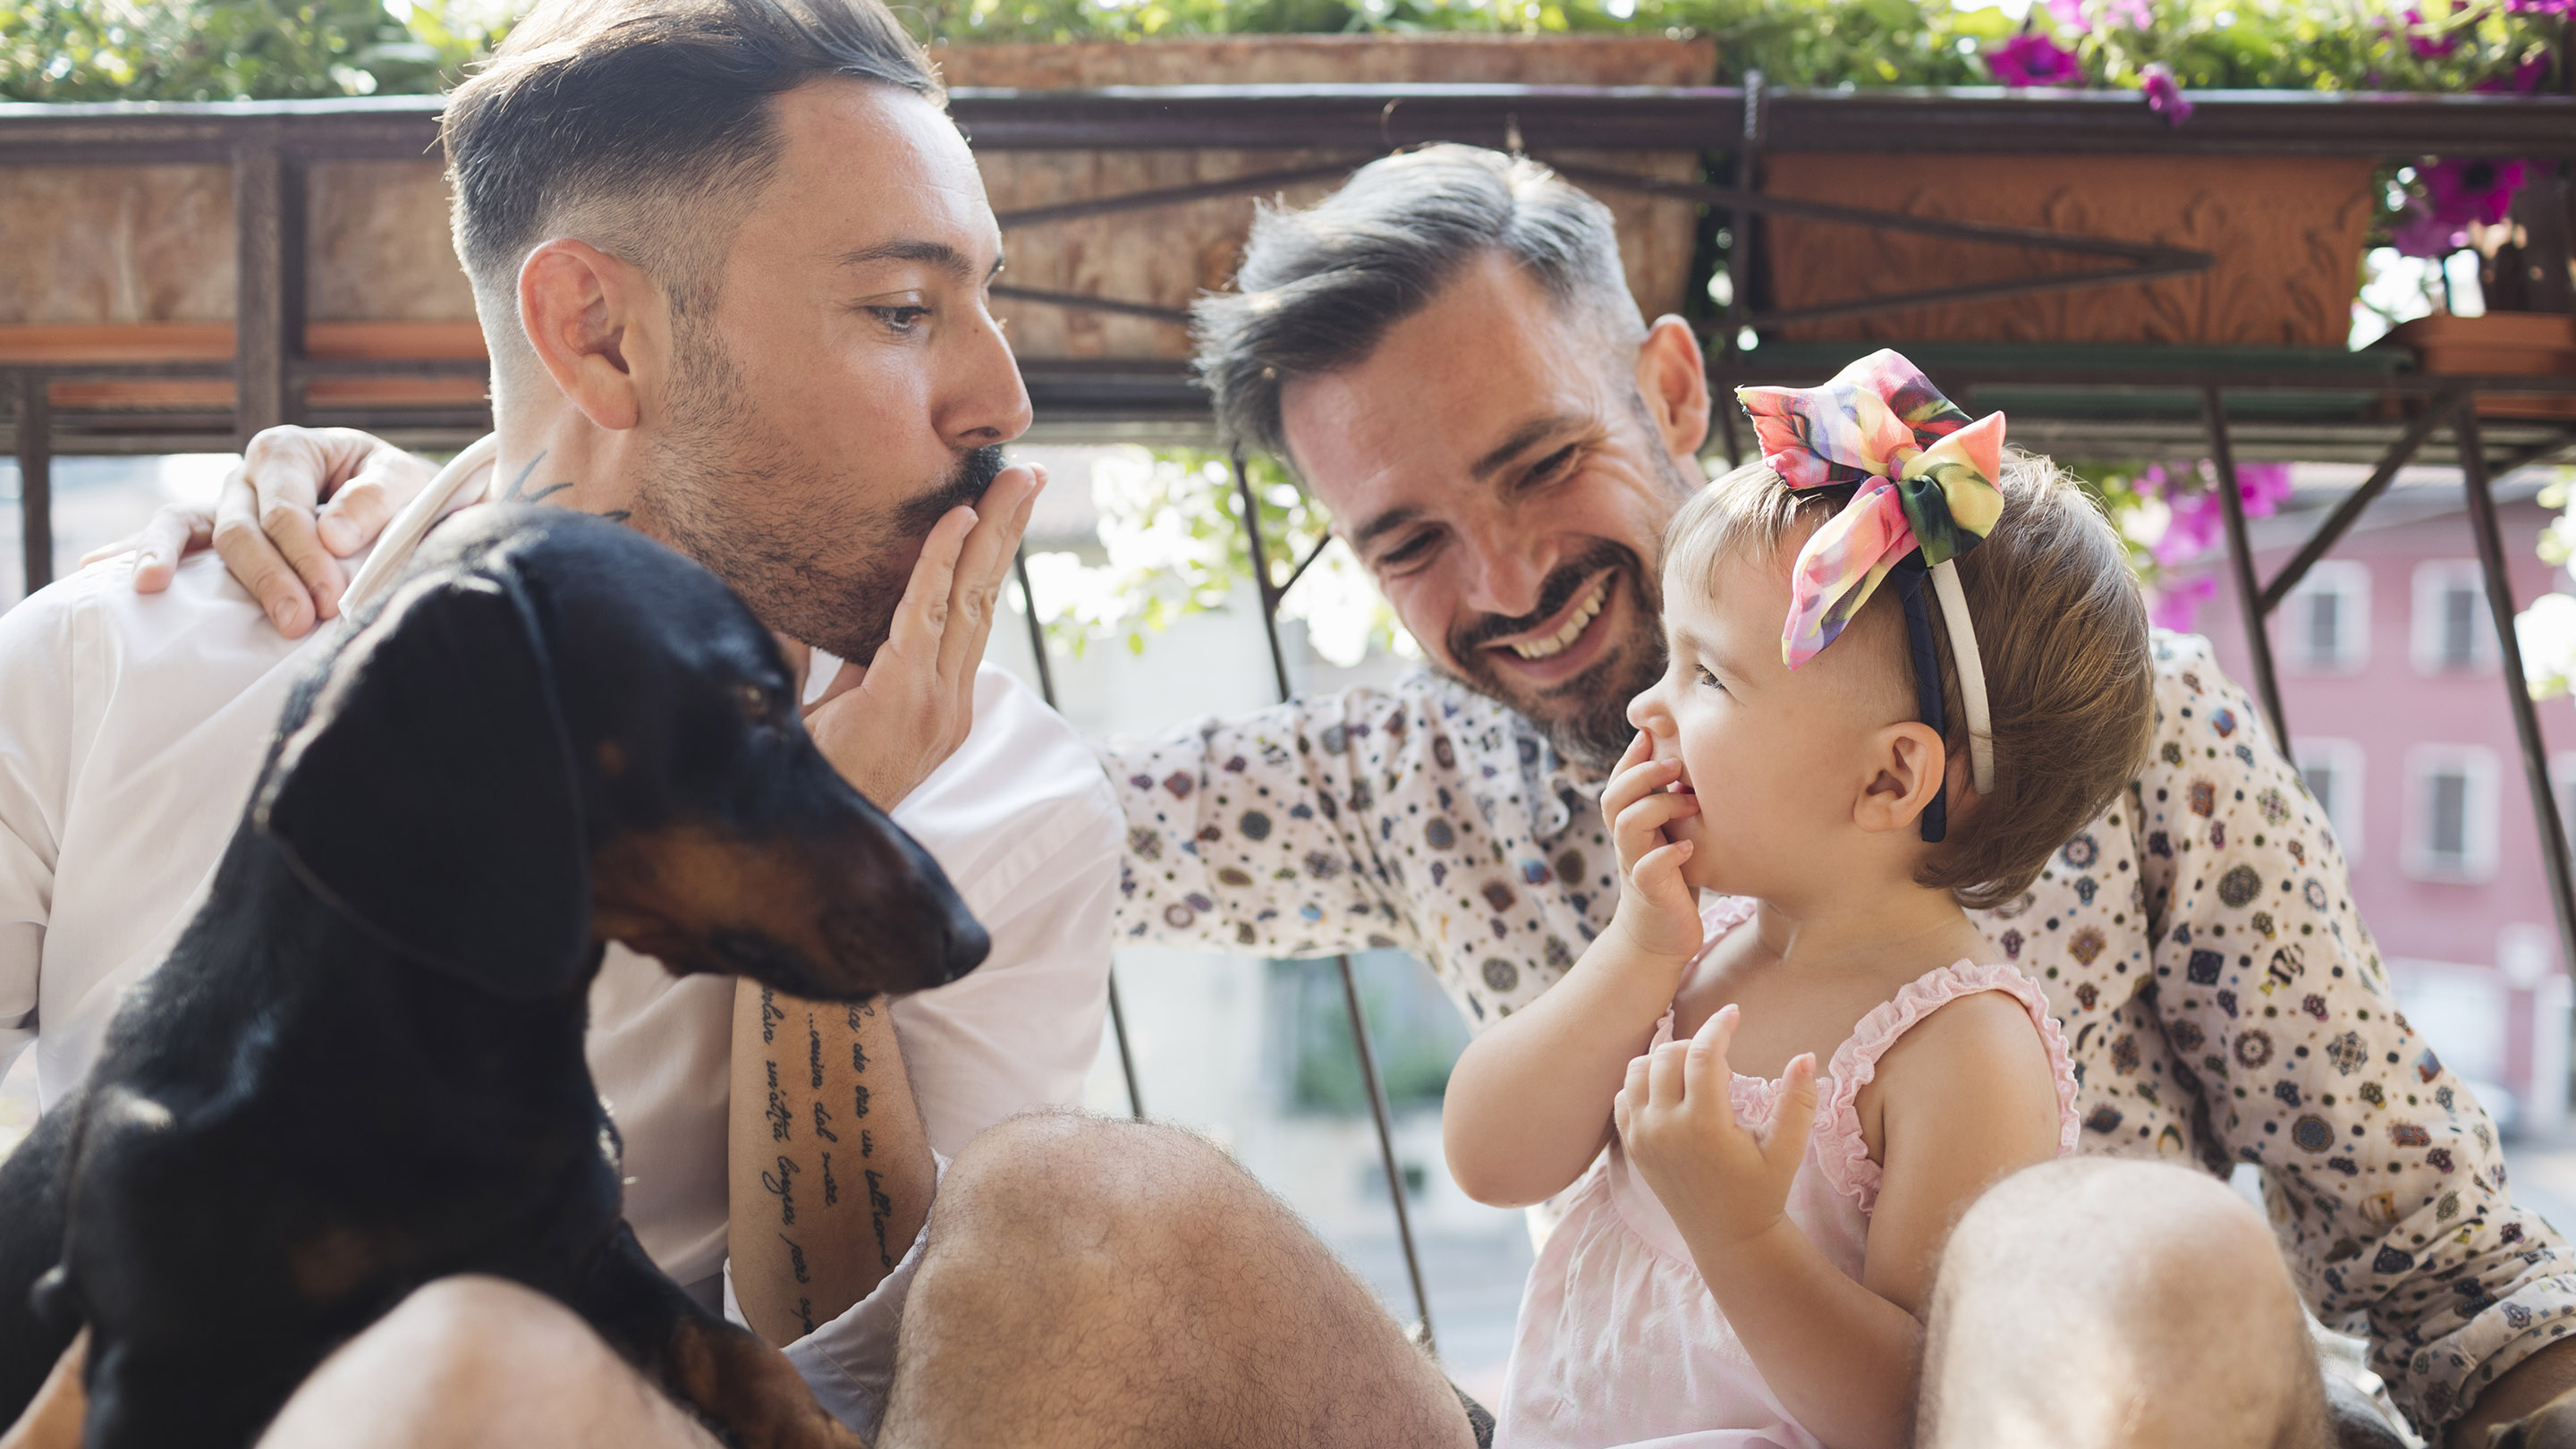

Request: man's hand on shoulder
left=82, top=426, right=435, bottom=636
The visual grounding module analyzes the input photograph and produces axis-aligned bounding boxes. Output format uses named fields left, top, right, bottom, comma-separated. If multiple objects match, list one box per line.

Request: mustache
left=893, top=445, right=1007, bottom=538
left=1449, top=542, right=1643, bottom=657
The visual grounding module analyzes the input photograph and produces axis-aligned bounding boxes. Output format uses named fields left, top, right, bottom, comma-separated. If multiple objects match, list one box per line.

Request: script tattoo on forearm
left=764, top=1061, right=792, bottom=1143
left=866, top=1167, right=894, bottom=1270
left=812, top=1102, right=839, bottom=1143
left=760, top=988, right=787, bottom=1046
left=781, top=1233, right=816, bottom=1337
left=762, top=1154, right=799, bottom=1226
left=821, top=1151, right=839, bottom=1208
left=808, top=1012, right=825, bottom=1089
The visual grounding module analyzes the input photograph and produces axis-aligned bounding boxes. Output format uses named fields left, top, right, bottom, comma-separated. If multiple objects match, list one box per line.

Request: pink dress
left=1496, top=899, right=2081, bottom=1449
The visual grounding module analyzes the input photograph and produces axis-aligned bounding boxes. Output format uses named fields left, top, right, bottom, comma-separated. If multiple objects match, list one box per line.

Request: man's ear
left=256, top=571, right=593, bottom=1000
left=518, top=238, right=659, bottom=433
left=1634, top=314, right=1712, bottom=463
left=1855, top=722, right=1952, bottom=836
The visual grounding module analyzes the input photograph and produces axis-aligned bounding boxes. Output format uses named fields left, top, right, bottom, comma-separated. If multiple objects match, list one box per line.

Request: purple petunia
left=2140, top=63, right=2194, bottom=125
left=1988, top=32, right=2084, bottom=86
left=2401, top=5, right=2462, bottom=55
left=2423, top=157, right=2529, bottom=227
left=2391, top=202, right=2467, bottom=258
left=2149, top=574, right=2216, bottom=632
left=2503, top=0, right=2574, bottom=13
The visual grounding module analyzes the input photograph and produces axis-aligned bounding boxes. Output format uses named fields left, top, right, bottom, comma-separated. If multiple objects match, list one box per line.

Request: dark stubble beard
left=1436, top=391, right=1698, bottom=775
left=633, top=326, right=1004, bottom=664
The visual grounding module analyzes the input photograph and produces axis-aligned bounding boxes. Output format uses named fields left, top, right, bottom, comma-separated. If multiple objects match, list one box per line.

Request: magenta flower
left=1989, top=32, right=2084, bottom=86
left=2424, top=158, right=2528, bottom=227
left=2392, top=201, right=2467, bottom=258
left=2474, top=55, right=2553, bottom=92
left=2140, top=64, right=2194, bottom=126
left=2149, top=574, right=2217, bottom=632
left=2399, top=6, right=2460, bottom=57
left=2504, top=0, right=2574, bottom=13
left=2239, top=462, right=2292, bottom=519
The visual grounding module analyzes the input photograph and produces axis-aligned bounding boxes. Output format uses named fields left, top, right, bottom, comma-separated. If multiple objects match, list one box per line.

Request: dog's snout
left=939, top=914, right=990, bottom=987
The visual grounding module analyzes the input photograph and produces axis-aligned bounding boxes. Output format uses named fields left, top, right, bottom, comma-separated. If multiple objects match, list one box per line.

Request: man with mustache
left=123, top=136, right=2576, bottom=1449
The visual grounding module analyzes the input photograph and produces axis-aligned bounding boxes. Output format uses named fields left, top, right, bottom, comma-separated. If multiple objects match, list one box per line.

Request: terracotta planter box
left=2388, top=311, right=2576, bottom=419
left=0, top=160, right=475, bottom=332
left=937, top=35, right=1716, bottom=361
left=1759, top=153, right=2377, bottom=348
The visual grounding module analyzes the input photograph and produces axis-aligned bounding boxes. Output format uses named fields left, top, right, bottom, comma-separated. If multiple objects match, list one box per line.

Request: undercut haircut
left=441, top=0, right=936, bottom=352
left=1665, top=453, right=2155, bottom=909
left=1192, top=144, right=1647, bottom=462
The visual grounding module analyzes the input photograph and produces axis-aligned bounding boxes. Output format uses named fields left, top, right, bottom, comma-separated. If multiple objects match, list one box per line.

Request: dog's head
left=252, top=506, right=988, bottom=1003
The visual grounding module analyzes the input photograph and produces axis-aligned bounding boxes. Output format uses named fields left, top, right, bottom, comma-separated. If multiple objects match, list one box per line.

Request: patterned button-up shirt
left=1103, top=631, right=2576, bottom=1433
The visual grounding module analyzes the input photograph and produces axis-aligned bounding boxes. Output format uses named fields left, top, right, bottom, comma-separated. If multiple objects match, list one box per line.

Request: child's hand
left=1616, top=1004, right=1818, bottom=1259
left=1601, top=731, right=1705, bottom=962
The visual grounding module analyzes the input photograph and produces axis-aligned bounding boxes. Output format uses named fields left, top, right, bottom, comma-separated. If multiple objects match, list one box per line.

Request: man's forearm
left=727, top=980, right=934, bottom=1347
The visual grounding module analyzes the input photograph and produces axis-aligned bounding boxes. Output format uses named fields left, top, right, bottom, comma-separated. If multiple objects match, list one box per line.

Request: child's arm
left=1619, top=997, right=2063, bottom=1449
left=1443, top=734, right=1707, bottom=1208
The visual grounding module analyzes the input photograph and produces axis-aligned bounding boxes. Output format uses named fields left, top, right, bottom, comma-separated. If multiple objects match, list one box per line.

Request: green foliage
left=911, top=0, right=2563, bottom=96
left=0, top=0, right=507, bottom=103
left=4, top=0, right=2555, bottom=106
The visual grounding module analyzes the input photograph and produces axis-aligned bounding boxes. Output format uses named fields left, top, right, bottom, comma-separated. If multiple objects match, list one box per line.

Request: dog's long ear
left=255, top=571, right=591, bottom=1000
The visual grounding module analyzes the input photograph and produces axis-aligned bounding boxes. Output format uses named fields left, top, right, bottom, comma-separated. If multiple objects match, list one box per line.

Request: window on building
left=2294, top=738, right=2365, bottom=861
left=2413, top=562, right=2495, bottom=674
left=2283, top=562, right=2369, bottom=674
left=2406, top=745, right=2500, bottom=881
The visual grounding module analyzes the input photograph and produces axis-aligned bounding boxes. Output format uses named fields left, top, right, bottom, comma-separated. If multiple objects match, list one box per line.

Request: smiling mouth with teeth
left=1506, top=576, right=1612, bottom=661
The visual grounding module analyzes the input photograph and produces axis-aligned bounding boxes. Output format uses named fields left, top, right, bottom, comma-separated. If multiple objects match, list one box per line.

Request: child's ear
left=1854, top=723, right=1950, bottom=835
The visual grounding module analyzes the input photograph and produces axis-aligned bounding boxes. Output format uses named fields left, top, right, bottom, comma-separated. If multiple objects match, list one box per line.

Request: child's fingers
left=1683, top=1002, right=1737, bottom=1103
left=1691, top=1004, right=1741, bottom=1089
left=1647, top=1038, right=1693, bottom=1106
left=1631, top=840, right=1695, bottom=899
left=1619, top=729, right=1654, bottom=774
left=1765, top=1052, right=1820, bottom=1157
left=1613, top=1080, right=1636, bottom=1142
left=1613, top=790, right=1699, bottom=863
left=1601, top=755, right=1682, bottom=820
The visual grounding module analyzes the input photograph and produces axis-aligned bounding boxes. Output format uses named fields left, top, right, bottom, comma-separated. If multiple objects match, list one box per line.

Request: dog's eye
left=740, top=683, right=776, bottom=724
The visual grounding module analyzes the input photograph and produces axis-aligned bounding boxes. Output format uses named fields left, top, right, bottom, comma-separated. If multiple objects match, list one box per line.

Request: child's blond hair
left=1665, top=453, right=2154, bottom=908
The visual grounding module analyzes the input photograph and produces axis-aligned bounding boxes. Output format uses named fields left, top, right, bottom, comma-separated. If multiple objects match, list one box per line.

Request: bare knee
left=1945, top=1157, right=2288, bottom=1317
left=936, top=1109, right=1275, bottom=1259
left=260, top=1276, right=707, bottom=1449
left=1925, top=1158, right=2323, bottom=1449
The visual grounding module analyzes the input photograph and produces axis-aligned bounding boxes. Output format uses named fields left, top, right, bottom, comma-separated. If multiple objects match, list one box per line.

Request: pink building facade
left=2195, top=485, right=2576, bottom=1131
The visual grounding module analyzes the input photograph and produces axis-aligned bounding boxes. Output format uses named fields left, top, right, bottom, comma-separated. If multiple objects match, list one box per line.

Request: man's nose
left=940, top=301, right=1033, bottom=450
left=1460, top=522, right=1556, bottom=622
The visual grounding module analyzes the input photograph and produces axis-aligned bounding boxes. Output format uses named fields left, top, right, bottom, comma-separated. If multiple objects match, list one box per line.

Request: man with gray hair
left=129, top=138, right=2576, bottom=1445
left=1113, top=142, right=2576, bottom=1447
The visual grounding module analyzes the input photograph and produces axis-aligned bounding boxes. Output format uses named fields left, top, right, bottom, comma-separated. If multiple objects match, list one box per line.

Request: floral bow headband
left=1736, top=349, right=2003, bottom=840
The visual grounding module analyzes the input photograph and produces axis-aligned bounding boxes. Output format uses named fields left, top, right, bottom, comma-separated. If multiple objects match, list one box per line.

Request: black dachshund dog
left=0, top=506, right=987, bottom=1448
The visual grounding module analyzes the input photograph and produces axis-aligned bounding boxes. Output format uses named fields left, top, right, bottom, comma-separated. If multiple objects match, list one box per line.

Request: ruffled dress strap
left=1812, top=962, right=2081, bottom=1213
left=1689, top=894, right=1759, bottom=967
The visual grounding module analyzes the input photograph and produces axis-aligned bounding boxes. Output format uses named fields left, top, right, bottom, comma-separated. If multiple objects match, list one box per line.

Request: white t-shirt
left=0, top=453, right=1120, bottom=1426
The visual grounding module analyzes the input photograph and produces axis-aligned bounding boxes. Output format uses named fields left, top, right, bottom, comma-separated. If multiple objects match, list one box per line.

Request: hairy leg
left=878, top=1111, right=1476, bottom=1449
left=258, top=1276, right=722, bottom=1449
left=1919, top=1157, right=2331, bottom=1449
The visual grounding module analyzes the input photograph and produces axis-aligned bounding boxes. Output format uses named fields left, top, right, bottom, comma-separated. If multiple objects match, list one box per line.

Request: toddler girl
left=1444, top=350, right=2155, bottom=1449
